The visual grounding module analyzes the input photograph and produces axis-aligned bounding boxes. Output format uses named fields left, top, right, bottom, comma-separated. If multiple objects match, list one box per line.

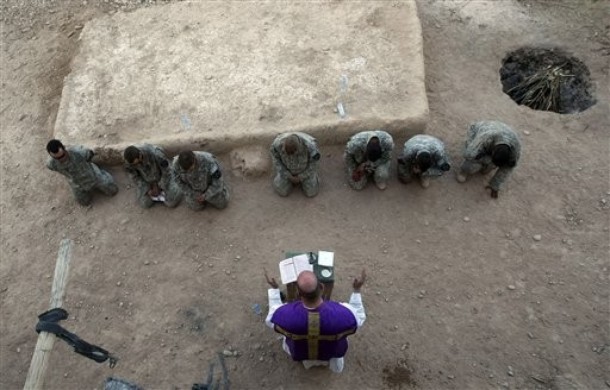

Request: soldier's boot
left=374, top=165, right=390, bottom=190
left=398, top=171, right=414, bottom=185
left=397, top=163, right=412, bottom=184
left=272, top=174, right=293, bottom=197
left=72, top=187, right=92, bottom=206
left=104, top=183, right=119, bottom=196
left=162, top=183, right=182, bottom=208
left=420, top=177, right=430, bottom=189
left=206, top=187, right=230, bottom=210
left=375, top=180, right=387, bottom=190
left=301, top=174, right=319, bottom=198
left=185, top=195, right=206, bottom=211
left=347, top=174, right=367, bottom=190
left=163, top=193, right=182, bottom=208
left=136, top=185, right=154, bottom=209
left=138, top=194, right=154, bottom=209
left=97, top=171, right=119, bottom=196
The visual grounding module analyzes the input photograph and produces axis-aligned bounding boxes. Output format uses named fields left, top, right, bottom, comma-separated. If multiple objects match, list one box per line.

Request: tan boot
left=375, top=181, right=387, bottom=190
left=420, top=177, right=430, bottom=188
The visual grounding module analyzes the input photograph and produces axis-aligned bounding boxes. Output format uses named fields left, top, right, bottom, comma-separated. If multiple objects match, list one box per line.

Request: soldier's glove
left=312, top=152, right=320, bottom=161
left=160, top=159, right=169, bottom=168
left=212, top=170, right=222, bottom=179
left=148, top=183, right=160, bottom=197
left=441, top=163, right=451, bottom=171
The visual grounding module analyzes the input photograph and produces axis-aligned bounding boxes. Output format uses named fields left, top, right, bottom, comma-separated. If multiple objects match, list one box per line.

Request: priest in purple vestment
left=265, top=269, right=367, bottom=373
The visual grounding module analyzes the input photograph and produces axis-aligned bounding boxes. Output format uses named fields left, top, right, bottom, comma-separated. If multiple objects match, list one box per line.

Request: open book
left=279, top=254, right=313, bottom=284
left=150, top=191, right=166, bottom=202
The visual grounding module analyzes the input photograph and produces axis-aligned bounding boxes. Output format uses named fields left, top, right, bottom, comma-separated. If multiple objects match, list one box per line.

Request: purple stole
left=271, top=301, right=358, bottom=361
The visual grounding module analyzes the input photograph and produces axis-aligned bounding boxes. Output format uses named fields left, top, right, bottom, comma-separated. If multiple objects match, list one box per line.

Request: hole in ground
left=500, top=47, right=596, bottom=114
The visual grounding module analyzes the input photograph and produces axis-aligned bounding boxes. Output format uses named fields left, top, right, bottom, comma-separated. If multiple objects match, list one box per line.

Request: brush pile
left=500, top=48, right=596, bottom=114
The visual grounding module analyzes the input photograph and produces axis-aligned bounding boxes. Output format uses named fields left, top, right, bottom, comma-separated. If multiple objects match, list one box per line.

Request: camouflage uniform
left=46, top=145, right=118, bottom=206
left=270, top=132, right=321, bottom=197
left=344, top=130, right=394, bottom=190
left=458, top=121, right=521, bottom=191
left=124, top=144, right=181, bottom=208
left=172, top=151, right=230, bottom=210
left=397, top=135, right=451, bottom=185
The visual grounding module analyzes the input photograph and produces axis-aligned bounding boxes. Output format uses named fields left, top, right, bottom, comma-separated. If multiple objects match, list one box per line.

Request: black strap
left=192, top=352, right=230, bottom=390
left=36, top=308, right=117, bottom=367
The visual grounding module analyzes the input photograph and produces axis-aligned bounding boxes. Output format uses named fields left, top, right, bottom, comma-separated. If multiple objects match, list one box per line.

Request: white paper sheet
left=318, top=251, right=334, bottom=267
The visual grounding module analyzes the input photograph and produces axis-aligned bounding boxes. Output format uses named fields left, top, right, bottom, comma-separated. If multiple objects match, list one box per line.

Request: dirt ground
left=1, top=0, right=608, bottom=389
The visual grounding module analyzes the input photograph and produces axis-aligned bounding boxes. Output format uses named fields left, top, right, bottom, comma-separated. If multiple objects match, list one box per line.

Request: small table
left=284, top=251, right=335, bottom=302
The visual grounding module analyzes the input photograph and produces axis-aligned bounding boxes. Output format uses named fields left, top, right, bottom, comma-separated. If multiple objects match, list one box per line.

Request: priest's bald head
left=297, top=271, right=323, bottom=306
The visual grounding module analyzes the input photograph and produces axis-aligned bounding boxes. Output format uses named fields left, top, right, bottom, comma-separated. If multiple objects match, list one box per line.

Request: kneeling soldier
left=397, top=135, right=451, bottom=188
left=344, top=130, right=394, bottom=190
left=270, top=132, right=321, bottom=198
left=123, top=144, right=181, bottom=208
left=456, top=120, right=521, bottom=198
left=46, top=139, right=118, bottom=206
left=172, top=151, right=230, bottom=210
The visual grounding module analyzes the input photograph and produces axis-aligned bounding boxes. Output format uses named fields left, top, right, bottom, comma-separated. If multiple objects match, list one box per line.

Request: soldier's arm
left=70, top=145, right=94, bottom=162
left=400, top=142, right=417, bottom=163
left=175, top=174, right=192, bottom=195
left=153, top=147, right=171, bottom=170
left=270, top=143, right=290, bottom=177
left=397, top=152, right=412, bottom=174
left=298, top=140, right=321, bottom=180
left=509, top=137, right=522, bottom=168
left=82, top=147, right=95, bottom=162
left=203, top=164, right=224, bottom=198
left=463, top=124, right=482, bottom=160
left=464, top=137, right=486, bottom=161
left=153, top=147, right=171, bottom=186
left=397, top=144, right=413, bottom=176
left=171, top=161, right=195, bottom=197
left=343, top=142, right=359, bottom=171
left=488, top=142, right=519, bottom=192
left=46, top=158, right=57, bottom=172
left=378, top=136, right=394, bottom=165
left=488, top=166, right=514, bottom=191
left=125, top=164, right=148, bottom=189
left=428, top=149, right=451, bottom=176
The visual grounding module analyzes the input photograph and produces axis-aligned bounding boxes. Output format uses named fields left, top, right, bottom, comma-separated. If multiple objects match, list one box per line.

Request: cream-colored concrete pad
left=54, top=1, right=428, bottom=164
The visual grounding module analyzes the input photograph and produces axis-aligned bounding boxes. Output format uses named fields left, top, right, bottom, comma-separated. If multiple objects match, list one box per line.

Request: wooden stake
left=23, top=239, right=73, bottom=390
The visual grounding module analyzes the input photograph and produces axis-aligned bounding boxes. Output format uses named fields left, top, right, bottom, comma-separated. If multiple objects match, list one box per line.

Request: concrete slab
left=55, top=0, right=428, bottom=164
